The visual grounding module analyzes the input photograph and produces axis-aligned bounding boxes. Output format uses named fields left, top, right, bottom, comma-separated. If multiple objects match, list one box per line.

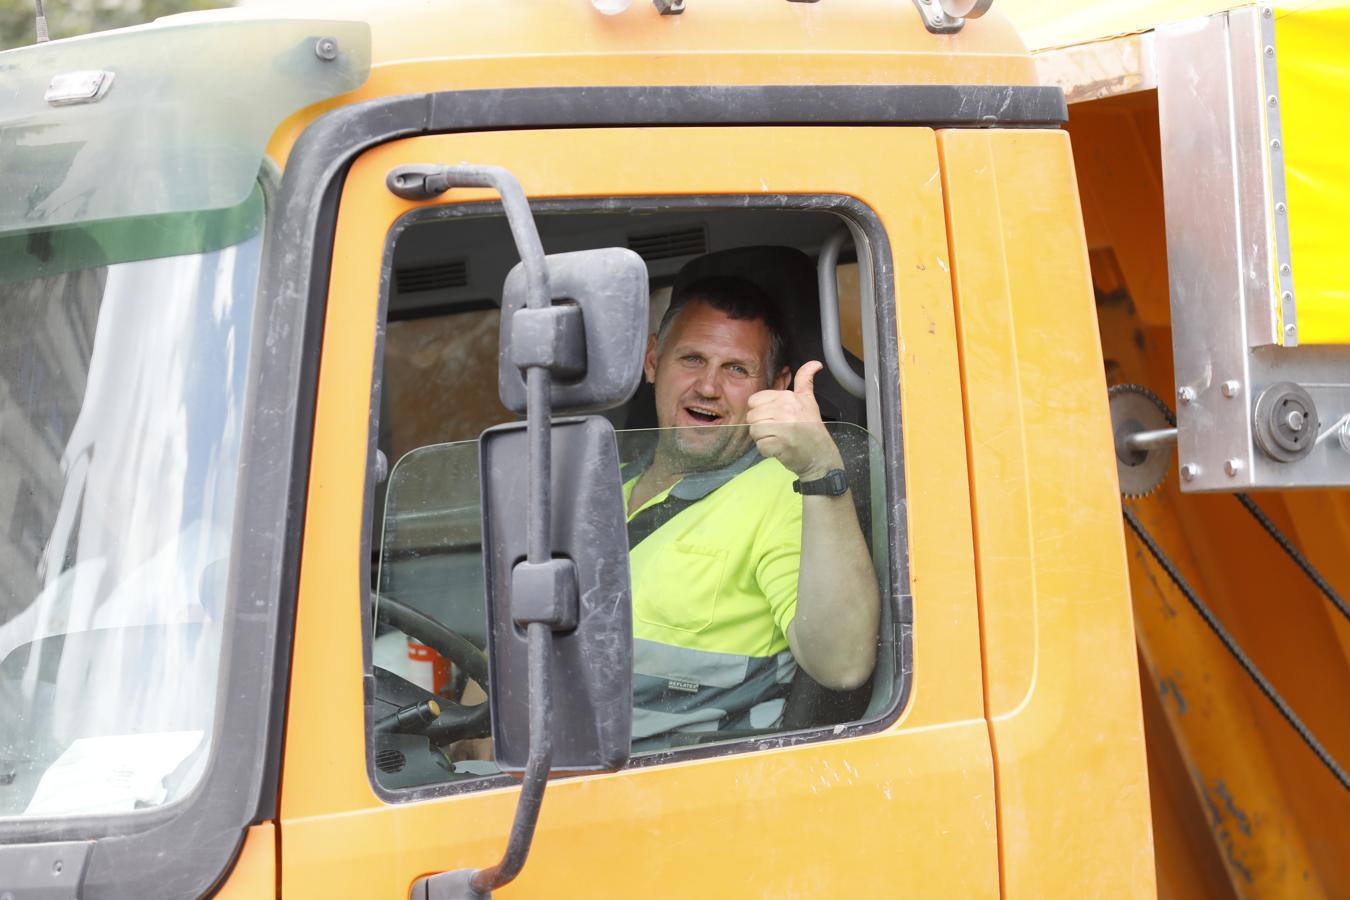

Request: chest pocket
left=635, top=540, right=727, bottom=634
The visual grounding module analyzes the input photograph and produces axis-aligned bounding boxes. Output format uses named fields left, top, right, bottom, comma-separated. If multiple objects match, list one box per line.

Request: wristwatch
left=792, top=468, right=849, bottom=496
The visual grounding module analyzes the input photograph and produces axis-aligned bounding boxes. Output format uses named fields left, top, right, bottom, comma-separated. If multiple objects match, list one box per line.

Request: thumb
left=794, top=360, right=824, bottom=397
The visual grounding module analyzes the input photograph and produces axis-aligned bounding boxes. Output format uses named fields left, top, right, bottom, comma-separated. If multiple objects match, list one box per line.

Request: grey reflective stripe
left=670, top=448, right=761, bottom=501
left=632, top=637, right=796, bottom=741
left=636, top=639, right=752, bottom=688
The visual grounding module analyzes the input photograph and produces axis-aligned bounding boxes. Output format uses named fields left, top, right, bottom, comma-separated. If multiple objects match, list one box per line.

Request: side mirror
left=390, top=165, right=647, bottom=900
left=484, top=246, right=649, bottom=773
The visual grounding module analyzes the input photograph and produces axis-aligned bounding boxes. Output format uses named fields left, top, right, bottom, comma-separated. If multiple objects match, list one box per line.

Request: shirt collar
left=621, top=446, right=763, bottom=501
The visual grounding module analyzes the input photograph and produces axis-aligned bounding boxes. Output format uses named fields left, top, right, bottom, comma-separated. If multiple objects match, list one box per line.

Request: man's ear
left=771, top=365, right=791, bottom=392
left=643, top=334, right=659, bottom=384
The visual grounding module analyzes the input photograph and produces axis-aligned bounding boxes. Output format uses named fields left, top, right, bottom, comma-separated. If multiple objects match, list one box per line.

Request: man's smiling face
left=644, top=299, right=789, bottom=472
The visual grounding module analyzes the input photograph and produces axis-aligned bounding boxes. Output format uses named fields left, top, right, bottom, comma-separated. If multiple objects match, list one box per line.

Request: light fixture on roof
left=591, top=0, right=631, bottom=14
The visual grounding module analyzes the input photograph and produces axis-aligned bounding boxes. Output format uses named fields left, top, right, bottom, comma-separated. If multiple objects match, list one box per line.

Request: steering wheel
left=375, top=594, right=491, bottom=745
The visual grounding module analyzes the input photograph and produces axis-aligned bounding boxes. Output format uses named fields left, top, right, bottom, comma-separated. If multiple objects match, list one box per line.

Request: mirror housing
left=497, top=248, right=649, bottom=414
left=480, top=416, right=634, bottom=773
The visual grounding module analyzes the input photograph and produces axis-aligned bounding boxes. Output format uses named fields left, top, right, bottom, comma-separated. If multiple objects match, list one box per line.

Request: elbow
left=808, top=653, right=876, bottom=692
left=828, top=657, right=876, bottom=692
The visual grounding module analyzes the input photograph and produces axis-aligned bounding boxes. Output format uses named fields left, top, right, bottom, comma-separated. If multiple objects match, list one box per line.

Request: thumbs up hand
left=747, top=361, right=844, bottom=480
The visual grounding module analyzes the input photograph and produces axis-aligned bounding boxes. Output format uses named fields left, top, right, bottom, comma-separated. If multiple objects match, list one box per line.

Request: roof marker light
left=45, top=70, right=115, bottom=107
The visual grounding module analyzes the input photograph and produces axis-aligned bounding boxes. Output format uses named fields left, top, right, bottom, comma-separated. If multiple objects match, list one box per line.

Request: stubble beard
left=654, top=422, right=753, bottom=475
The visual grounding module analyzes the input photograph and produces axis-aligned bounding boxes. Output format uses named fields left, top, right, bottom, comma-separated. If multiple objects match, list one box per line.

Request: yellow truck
left=0, top=1, right=1346, bottom=897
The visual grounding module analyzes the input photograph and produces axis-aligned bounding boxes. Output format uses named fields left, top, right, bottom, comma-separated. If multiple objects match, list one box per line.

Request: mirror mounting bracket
left=511, top=559, right=580, bottom=631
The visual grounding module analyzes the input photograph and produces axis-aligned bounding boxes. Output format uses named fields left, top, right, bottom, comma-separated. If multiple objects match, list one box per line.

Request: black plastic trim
left=422, top=84, right=1066, bottom=129
left=363, top=192, right=908, bottom=802
left=389, top=298, right=500, bottom=321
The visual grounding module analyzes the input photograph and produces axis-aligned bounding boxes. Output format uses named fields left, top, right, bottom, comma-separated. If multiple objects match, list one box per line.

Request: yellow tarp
left=1000, top=0, right=1350, bottom=344
left=1277, top=1, right=1350, bottom=343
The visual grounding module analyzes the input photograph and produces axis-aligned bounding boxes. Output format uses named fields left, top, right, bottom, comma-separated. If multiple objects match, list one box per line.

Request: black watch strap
left=793, top=468, right=848, bottom=496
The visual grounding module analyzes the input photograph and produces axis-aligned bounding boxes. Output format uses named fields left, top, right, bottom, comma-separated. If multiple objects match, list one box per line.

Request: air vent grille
left=395, top=260, right=468, bottom=294
left=376, top=747, right=406, bottom=774
left=627, top=225, right=707, bottom=262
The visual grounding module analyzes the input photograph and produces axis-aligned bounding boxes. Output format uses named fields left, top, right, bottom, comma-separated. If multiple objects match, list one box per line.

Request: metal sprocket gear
left=1109, top=383, right=1174, bottom=498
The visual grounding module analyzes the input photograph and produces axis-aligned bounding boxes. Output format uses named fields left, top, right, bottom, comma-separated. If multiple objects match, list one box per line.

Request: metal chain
left=1122, top=504, right=1350, bottom=792
left=1234, top=493, right=1350, bottom=625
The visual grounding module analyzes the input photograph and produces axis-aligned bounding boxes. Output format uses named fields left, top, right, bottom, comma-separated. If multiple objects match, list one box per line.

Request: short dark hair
left=657, top=276, right=789, bottom=377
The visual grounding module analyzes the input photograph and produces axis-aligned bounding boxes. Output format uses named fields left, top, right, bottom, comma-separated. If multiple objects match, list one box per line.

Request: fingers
left=747, top=389, right=778, bottom=409
left=793, top=360, right=824, bottom=397
left=749, top=420, right=779, bottom=442
left=753, top=434, right=784, bottom=458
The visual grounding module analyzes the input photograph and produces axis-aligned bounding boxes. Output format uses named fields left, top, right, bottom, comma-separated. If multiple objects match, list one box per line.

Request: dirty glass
left=0, top=17, right=369, bottom=235
left=371, top=422, right=889, bottom=790
left=0, top=191, right=264, bottom=818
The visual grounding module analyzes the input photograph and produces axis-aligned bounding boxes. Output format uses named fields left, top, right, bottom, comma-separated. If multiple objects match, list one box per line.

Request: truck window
left=366, top=205, right=898, bottom=792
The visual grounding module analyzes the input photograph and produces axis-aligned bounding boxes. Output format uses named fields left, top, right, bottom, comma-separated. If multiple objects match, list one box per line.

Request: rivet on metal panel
left=1262, top=6, right=1274, bottom=17
left=314, top=37, right=339, bottom=61
left=1285, top=323, right=1297, bottom=336
left=1268, top=94, right=1278, bottom=107
left=1178, top=386, right=1196, bottom=405
left=1265, top=45, right=1275, bottom=58
left=1280, top=264, right=1291, bottom=276
left=1270, top=138, right=1282, bottom=151
left=1282, top=291, right=1294, bottom=303
left=52, top=860, right=62, bottom=874
left=1276, top=202, right=1287, bottom=215
left=1181, top=463, right=1200, bottom=481
left=1225, top=458, right=1244, bottom=476
left=1222, top=380, right=1241, bottom=398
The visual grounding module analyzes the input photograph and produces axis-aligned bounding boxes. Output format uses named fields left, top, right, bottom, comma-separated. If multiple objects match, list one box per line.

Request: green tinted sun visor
left=0, top=17, right=371, bottom=236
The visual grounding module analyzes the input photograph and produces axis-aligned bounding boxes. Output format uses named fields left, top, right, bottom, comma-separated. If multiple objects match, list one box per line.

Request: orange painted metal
left=279, top=126, right=1000, bottom=897
left=261, top=0, right=1038, bottom=168
left=940, top=127, right=1156, bottom=899
left=213, top=823, right=277, bottom=900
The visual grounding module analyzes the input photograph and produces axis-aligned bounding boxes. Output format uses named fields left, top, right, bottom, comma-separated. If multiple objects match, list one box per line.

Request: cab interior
left=366, top=202, right=901, bottom=789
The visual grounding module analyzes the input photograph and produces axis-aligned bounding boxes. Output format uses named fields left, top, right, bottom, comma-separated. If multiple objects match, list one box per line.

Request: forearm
left=788, top=484, right=881, bottom=690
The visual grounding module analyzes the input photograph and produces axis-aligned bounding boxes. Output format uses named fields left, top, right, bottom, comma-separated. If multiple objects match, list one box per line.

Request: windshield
left=0, top=190, right=263, bottom=819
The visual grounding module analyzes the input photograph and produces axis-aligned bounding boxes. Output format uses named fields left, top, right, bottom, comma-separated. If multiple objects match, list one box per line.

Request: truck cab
left=2, top=2, right=1171, bottom=896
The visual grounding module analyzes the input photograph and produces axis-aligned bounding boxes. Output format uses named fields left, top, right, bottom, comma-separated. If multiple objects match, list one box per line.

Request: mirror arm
left=395, top=164, right=561, bottom=900
left=469, top=623, right=554, bottom=894
left=387, top=164, right=552, bottom=314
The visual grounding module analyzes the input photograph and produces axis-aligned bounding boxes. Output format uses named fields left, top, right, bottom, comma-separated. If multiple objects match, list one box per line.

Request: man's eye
left=680, top=355, right=703, bottom=366
left=727, top=365, right=750, bottom=378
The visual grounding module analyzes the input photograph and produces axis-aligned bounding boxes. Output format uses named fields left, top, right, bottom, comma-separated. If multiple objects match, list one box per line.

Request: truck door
left=277, top=121, right=995, bottom=897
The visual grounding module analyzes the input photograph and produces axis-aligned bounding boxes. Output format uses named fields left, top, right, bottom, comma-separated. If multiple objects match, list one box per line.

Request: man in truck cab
left=623, top=276, right=881, bottom=747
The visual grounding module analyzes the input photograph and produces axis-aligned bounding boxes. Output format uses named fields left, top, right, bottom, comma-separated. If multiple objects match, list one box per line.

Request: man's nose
left=694, top=367, right=722, bottom=397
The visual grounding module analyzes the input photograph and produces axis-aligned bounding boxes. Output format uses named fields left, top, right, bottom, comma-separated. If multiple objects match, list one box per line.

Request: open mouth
left=683, top=406, right=724, bottom=425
